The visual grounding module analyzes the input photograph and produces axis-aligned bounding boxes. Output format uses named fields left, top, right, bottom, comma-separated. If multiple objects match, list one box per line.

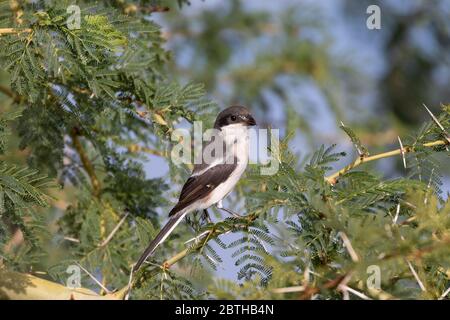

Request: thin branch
left=0, top=85, right=14, bottom=98
left=70, top=128, right=101, bottom=196
left=299, top=274, right=348, bottom=300
left=3, top=228, right=24, bottom=253
left=123, top=4, right=170, bottom=14
left=133, top=217, right=256, bottom=279
left=271, top=286, right=306, bottom=294
left=0, top=28, right=31, bottom=36
left=337, top=272, right=353, bottom=300
left=163, top=247, right=190, bottom=269
left=70, top=128, right=112, bottom=293
left=127, top=144, right=168, bottom=157
left=325, top=140, right=447, bottom=184
left=0, top=85, right=20, bottom=103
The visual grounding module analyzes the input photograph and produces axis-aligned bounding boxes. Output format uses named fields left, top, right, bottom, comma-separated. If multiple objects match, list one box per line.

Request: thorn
left=75, top=262, right=111, bottom=294
left=338, top=284, right=372, bottom=300
left=63, top=236, right=80, bottom=243
left=423, top=104, right=446, bottom=132
left=397, top=136, right=407, bottom=169
left=393, top=203, right=400, bottom=224
left=424, top=168, right=434, bottom=205
left=184, top=230, right=210, bottom=244
left=422, top=104, right=450, bottom=146
left=339, top=232, right=359, bottom=262
left=205, top=254, right=217, bottom=265
left=124, top=265, right=135, bottom=300
left=98, top=212, right=130, bottom=247
left=439, top=286, right=450, bottom=300
left=407, top=261, right=426, bottom=292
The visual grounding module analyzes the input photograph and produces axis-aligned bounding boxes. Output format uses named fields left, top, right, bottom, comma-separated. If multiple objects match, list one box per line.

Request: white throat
left=220, top=123, right=249, bottom=140
left=220, top=123, right=250, bottom=164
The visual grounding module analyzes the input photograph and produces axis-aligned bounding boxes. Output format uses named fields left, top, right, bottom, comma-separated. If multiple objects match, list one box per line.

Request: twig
left=3, top=228, right=24, bottom=253
left=163, top=248, right=189, bottom=269
left=98, top=212, right=130, bottom=247
left=159, top=217, right=256, bottom=270
left=337, top=272, right=353, bottom=300
left=271, top=286, right=306, bottom=294
left=325, top=140, right=447, bottom=184
left=70, top=128, right=112, bottom=293
left=0, top=28, right=32, bottom=36
left=127, top=144, right=168, bottom=157
left=0, top=85, right=20, bottom=102
left=123, top=4, right=170, bottom=15
left=70, top=129, right=101, bottom=196
left=367, top=287, right=396, bottom=300
left=299, top=274, right=348, bottom=300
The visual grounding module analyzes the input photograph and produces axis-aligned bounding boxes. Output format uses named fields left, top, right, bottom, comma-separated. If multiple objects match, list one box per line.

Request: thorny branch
left=325, top=140, right=447, bottom=184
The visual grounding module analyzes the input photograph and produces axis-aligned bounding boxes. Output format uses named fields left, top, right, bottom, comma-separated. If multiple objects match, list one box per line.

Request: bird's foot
left=202, top=209, right=212, bottom=224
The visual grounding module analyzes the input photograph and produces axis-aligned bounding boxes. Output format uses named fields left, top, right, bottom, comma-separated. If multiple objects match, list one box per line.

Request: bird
left=133, top=106, right=256, bottom=271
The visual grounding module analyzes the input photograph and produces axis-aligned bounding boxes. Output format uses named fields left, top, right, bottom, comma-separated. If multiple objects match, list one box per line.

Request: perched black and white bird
left=134, top=106, right=256, bottom=271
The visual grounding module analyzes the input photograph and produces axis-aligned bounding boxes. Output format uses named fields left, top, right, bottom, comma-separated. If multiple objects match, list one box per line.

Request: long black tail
left=133, top=213, right=186, bottom=271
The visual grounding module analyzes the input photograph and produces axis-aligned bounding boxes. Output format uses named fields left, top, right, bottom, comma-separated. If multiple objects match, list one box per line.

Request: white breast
left=199, top=125, right=250, bottom=209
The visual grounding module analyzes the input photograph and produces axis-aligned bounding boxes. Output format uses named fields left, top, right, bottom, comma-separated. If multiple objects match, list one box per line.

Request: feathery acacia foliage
left=0, top=0, right=215, bottom=298
left=0, top=0, right=449, bottom=300
left=0, top=109, right=53, bottom=270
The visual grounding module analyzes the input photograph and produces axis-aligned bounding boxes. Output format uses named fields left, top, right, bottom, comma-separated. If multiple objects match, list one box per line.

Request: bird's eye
left=230, top=115, right=237, bottom=121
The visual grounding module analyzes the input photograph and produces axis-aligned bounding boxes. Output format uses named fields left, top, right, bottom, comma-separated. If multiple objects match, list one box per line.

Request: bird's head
left=213, top=106, right=257, bottom=129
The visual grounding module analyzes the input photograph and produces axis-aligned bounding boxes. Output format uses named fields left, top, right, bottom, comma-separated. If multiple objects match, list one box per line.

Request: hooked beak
left=242, top=114, right=257, bottom=126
